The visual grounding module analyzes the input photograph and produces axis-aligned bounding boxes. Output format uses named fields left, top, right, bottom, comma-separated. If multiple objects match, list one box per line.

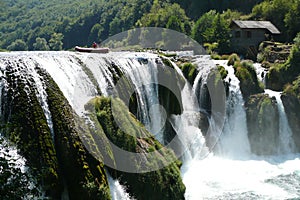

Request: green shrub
left=234, top=60, right=264, bottom=98
left=180, top=62, right=198, bottom=84
left=221, top=54, right=230, bottom=60
left=227, top=53, right=240, bottom=66
left=217, top=65, right=228, bottom=80
left=211, top=53, right=221, bottom=60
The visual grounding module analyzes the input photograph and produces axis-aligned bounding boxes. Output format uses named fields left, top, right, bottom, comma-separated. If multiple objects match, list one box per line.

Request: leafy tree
left=136, top=1, right=190, bottom=34
left=284, top=1, right=300, bottom=41
left=33, top=37, right=50, bottom=50
left=166, top=16, right=184, bottom=32
left=192, top=11, right=230, bottom=54
left=7, top=39, right=28, bottom=51
left=191, top=10, right=217, bottom=44
left=49, top=33, right=64, bottom=50
left=212, top=13, right=231, bottom=53
left=89, top=23, right=103, bottom=42
left=221, top=9, right=243, bottom=22
left=252, top=0, right=293, bottom=41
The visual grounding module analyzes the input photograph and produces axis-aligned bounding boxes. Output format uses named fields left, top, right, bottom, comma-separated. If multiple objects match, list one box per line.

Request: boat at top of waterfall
left=75, top=46, right=109, bottom=53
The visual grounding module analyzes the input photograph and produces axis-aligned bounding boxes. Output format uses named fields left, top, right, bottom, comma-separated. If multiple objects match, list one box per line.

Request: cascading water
left=265, top=89, right=296, bottom=154
left=0, top=52, right=300, bottom=199
left=217, top=61, right=251, bottom=158
left=107, top=172, right=134, bottom=200
left=180, top=59, right=300, bottom=199
left=253, top=63, right=268, bottom=84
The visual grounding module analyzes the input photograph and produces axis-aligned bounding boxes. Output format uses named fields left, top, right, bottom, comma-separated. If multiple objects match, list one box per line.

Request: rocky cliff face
left=0, top=63, right=111, bottom=199
left=257, top=41, right=292, bottom=64
left=86, top=97, right=186, bottom=200
left=283, top=76, right=300, bottom=147
left=245, top=94, right=280, bottom=155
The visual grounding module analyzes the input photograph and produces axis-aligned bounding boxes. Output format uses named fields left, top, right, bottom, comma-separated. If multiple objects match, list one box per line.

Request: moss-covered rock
left=42, top=70, right=112, bottom=199
left=86, top=96, right=186, bottom=200
left=234, top=60, right=264, bottom=99
left=179, top=62, right=198, bottom=85
left=257, top=41, right=291, bottom=64
left=245, top=94, right=280, bottom=155
left=282, top=78, right=300, bottom=152
left=227, top=53, right=240, bottom=66
left=1, top=61, right=61, bottom=198
left=266, top=33, right=300, bottom=91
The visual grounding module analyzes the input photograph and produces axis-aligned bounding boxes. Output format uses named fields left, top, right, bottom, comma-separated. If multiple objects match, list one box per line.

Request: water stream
left=0, top=52, right=299, bottom=199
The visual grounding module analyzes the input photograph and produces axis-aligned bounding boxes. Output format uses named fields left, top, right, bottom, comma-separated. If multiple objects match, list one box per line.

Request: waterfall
left=25, top=58, right=55, bottom=139
left=253, top=63, right=267, bottom=84
left=1, top=52, right=300, bottom=199
left=0, top=55, right=55, bottom=139
left=114, top=55, right=164, bottom=143
left=34, top=52, right=98, bottom=116
left=265, top=89, right=296, bottom=154
left=181, top=59, right=300, bottom=199
left=107, top=172, right=134, bottom=200
left=218, top=64, right=251, bottom=158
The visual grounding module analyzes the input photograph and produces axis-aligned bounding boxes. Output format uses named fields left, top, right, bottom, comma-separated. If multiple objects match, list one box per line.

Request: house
left=230, top=20, right=280, bottom=57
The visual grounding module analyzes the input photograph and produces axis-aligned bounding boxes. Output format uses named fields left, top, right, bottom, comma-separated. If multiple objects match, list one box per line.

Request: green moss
left=87, top=96, right=186, bottom=200
left=227, top=53, right=240, bottom=66
left=211, top=53, right=222, bottom=60
left=217, top=65, right=228, bottom=80
left=41, top=69, right=112, bottom=200
left=179, top=62, right=198, bottom=84
left=161, top=57, right=174, bottom=68
left=234, top=60, right=264, bottom=98
left=245, top=94, right=279, bottom=155
left=1, top=65, right=61, bottom=198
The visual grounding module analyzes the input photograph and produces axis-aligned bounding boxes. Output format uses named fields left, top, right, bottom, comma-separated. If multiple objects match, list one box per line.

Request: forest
left=1, top=0, right=300, bottom=53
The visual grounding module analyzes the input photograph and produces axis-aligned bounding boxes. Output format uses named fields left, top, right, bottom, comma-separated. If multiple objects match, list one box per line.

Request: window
left=235, top=31, right=241, bottom=38
left=246, top=31, right=252, bottom=38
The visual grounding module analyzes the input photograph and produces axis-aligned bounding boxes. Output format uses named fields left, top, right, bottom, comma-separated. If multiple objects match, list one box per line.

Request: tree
left=212, top=13, right=231, bottom=53
left=191, top=10, right=217, bottom=44
left=252, top=0, right=293, bottom=41
left=7, top=39, right=28, bottom=51
left=284, top=1, right=300, bottom=41
left=136, top=2, right=190, bottom=34
left=49, top=33, right=64, bottom=51
left=166, top=16, right=184, bottom=32
left=33, top=37, right=50, bottom=50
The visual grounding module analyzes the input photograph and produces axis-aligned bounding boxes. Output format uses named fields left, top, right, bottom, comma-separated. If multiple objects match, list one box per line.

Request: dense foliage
left=1, top=0, right=300, bottom=54
left=251, top=0, right=300, bottom=42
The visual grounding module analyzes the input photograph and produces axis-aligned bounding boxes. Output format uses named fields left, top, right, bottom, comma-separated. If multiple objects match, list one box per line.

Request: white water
left=265, top=89, right=296, bottom=154
left=114, top=55, right=165, bottom=143
left=181, top=60, right=299, bottom=199
left=107, top=172, right=134, bottom=200
left=1, top=53, right=299, bottom=199
left=0, top=56, right=55, bottom=139
left=219, top=63, right=251, bottom=158
left=25, top=58, right=55, bottom=140
left=253, top=63, right=267, bottom=83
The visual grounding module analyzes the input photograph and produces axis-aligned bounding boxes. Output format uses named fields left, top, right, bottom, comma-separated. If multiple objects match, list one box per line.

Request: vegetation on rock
left=1, top=63, right=61, bottom=198
left=179, top=62, right=198, bottom=84
left=245, top=94, right=279, bottom=155
left=42, top=70, right=111, bottom=199
left=86, top=96, right=186, bottom=200
left=267, top=33, right=300, bottom=91
left=230, top=59, right=264, bottom=98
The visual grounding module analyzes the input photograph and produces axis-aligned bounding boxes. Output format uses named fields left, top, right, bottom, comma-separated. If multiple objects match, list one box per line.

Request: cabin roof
left=231, top=20, right=280, bottom=34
